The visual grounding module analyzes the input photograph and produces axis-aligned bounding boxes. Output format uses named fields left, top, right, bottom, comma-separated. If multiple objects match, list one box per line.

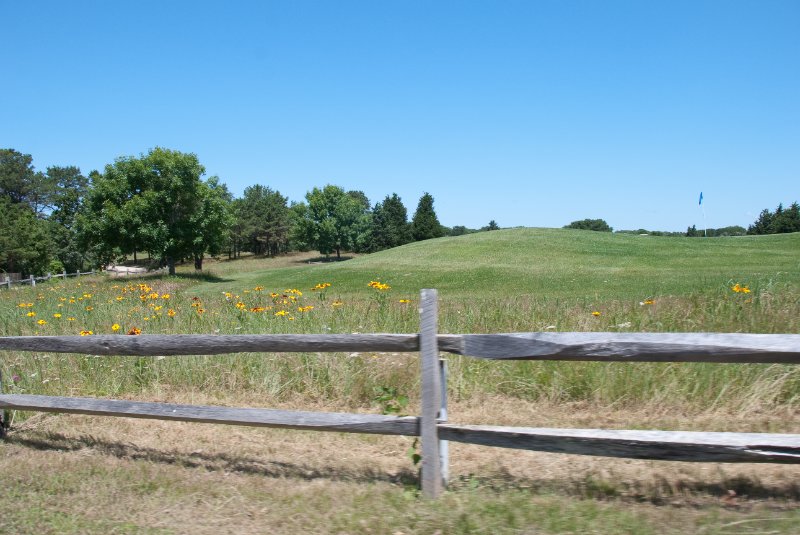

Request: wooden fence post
left=62, top=270, right=67, bottom=279
left=30, top=275, right=35, bottom=287
left=420, top=289, right=443, bottom=498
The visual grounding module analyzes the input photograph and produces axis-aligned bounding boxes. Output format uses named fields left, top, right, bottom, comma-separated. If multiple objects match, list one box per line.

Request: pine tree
left=411, top=192, right=444, bottom=241
left=371, top=193, right=411, bottom=251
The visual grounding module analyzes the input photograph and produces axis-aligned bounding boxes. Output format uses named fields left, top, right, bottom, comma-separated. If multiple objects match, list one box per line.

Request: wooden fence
left=1, top=270, right=95, bottom=290
left=1, top=289, right=799, bottom=498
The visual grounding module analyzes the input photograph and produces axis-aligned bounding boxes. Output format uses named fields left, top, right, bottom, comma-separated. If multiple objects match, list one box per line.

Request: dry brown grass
left=3, top=394, right=799, bottom=534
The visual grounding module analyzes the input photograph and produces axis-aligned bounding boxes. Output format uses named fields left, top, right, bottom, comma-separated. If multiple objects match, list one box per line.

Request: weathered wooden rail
left=1, top=289, right=800, bottom=498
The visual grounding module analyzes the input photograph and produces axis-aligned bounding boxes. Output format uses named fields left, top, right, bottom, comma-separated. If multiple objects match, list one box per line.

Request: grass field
left=1, top=228, right=799, bottom=533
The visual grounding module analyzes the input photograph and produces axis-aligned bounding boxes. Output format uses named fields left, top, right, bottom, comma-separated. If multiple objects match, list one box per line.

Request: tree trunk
left=336, top=248, right=341, bottom=260
left=133, top=250, right=137, bottom=265
left=168, top=258, right=176, bottom=276
left=194, top=254, right=203, bottom=270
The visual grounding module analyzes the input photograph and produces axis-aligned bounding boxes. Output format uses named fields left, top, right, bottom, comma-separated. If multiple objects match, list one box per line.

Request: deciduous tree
left=294, top=184, right=371, bottom=259
left=79, top=147, right=221, bottom=275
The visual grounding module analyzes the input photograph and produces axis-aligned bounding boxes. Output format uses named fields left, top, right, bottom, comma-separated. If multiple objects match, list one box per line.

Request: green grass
left=192, top=228, right=800, bottom=300
left=1, top=228, right=799, bottom=411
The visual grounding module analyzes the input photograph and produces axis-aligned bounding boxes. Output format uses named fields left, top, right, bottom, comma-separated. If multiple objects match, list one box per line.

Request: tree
left=747, top=202, right=800, bottom=235
left=483, top=220, right=500, bottom=231
left=237, top=184, right=291, bottom=257
left=370, top=193, right=412, bottom=251
left=748, top=208, right=773, bottom=235
left=0, top=197, right=52, bottom=276
left=46, top=165, right=88, bottom=271
left=772, top=202, right=800, bottom=234
left=0, top=149, right=56, bottom=216
left=79, top=147, right=217, bottom=275
left=294, top=184, right=370, bottom=259
left=0, top=148, right=36, bottom=205
left=0, top=149, right=57, bottom=275
left=564, top=219, right=613, bottom=232
left=190, top=177, right=233, bottom=270
left=411, top=192, right=443, bottom=241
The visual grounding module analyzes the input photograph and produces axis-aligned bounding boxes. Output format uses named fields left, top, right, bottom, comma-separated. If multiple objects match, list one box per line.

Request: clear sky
left=2, top=0, right=798, bottom=232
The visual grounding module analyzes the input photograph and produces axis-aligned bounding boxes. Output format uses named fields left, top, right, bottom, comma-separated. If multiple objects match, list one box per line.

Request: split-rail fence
left=1, top=270, right=96, bottom=290
left=1, top=289, right=799, bottom=498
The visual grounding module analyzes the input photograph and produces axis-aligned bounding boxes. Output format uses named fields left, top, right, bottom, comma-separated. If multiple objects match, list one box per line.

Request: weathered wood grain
left=0, top=334, right=420, bottom=356
left=420, top=289, right=443, bottom=498
left=438, top=424, right=800, bottom=463
left=2, top=333, right=799, bottom=363
left=0, top=394, right=419, bottom=436
left=450, top=332, right=800, bottom=363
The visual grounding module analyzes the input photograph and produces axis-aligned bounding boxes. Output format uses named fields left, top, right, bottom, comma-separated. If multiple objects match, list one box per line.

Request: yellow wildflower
left=112, top=324, right=120, bottom=331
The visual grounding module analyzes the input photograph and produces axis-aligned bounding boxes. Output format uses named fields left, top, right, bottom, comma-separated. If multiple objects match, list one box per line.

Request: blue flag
left=699, top=192, right=703, bottom=205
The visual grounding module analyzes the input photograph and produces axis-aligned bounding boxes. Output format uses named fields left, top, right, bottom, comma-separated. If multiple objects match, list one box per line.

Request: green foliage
left=686, top=225, right=747, bottom=238
left=294, top=184, right=372, bottom=259
left=46, top=166, right=89, bottom=271
left=564, top=218, right=613, bottom=232
left=411, top=192, right=444, bottom=241
left=190, top=177, right=233, bottom=270
left=372, top=385, right=409, bottom=415
left=0, top=148, right=39, bottom=206
left=78, top=147, right=225, bottom=274
left=370, top=193, right=412, bottom=251
left=748, top=202, right=800, bottom=235
left=0, top=197, right=53, bottom=276
left=236, top=184, right=291, bottom=257
left=0, top=149, right=55, bottom=275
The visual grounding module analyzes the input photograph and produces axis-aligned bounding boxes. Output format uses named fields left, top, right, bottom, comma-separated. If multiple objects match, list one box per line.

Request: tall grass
left=2, top=262, right=798, bottom=416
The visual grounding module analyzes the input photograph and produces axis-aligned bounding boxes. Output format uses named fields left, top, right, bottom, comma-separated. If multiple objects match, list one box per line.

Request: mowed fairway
left=1, top=228, right=799, bottom=534
left=195, top=228, right=800, bottom=300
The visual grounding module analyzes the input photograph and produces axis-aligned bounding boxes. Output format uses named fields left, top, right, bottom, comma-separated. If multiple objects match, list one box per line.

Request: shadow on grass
left=296, top=255, right=355, bottom=264
left=8, top=431, right=800, bottom=504
left=7, top=431, right=419, bottom=488
left=167, top=272, right=233, bottom=283
left=103, top=270, right=233, bottom=284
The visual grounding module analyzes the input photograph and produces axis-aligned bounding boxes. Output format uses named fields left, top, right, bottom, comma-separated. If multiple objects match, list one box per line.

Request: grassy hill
left=197, top=228, right=800, bottom=300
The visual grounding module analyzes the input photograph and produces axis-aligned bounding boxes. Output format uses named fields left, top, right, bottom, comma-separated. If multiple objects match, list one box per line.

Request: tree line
left=1, top=147, right=498, bottom=277
left=565, top=203, right=800, bottom=238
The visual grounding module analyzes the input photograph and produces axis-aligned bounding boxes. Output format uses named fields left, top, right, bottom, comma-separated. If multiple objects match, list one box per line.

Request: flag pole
left=699, top=192, right=707, bottom=237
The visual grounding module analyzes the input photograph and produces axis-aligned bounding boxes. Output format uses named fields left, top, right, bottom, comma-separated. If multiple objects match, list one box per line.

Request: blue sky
left=2, top=0, right=798, bottom=231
